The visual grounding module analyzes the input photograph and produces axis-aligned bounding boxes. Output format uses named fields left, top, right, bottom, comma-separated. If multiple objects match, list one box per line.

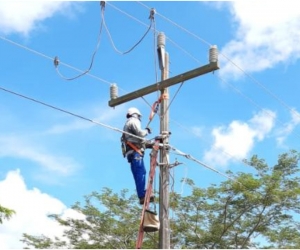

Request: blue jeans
left=127, top=151, right=146, bottom=199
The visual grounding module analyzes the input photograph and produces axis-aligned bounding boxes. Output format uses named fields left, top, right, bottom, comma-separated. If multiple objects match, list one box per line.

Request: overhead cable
left=0, top=85, right=141, bottom=142
left=136, top=1, right=300, bottom=122
left=106, top=1, right=200, bottom=63
left=0, top=84, right=265, bottom=198
left=103, top=5, right=155, bottom=55
left=0, top=35, right=111, bottom=85
left=54, top=2, right=105, bottom=81
left=104, top=2, right=257, bottom=169
left=216, top=74, right=300, bottom=141
left=169, top=145, right=265, bottom=196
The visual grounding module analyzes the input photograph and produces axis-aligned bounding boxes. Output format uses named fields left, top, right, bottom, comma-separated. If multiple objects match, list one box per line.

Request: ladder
left=136, top=139, right=160, bottom=249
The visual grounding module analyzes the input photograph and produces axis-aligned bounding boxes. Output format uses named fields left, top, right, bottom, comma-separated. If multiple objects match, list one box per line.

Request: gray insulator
left=110, top=83, right=118, bottom=99
left=209, top=45, right=218, bottom=63
left=157, top=32, right=166, bottom=48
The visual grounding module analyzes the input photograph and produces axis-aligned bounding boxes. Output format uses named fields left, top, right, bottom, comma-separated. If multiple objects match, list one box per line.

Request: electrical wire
left=137, top=1, right=300, bottom=123
left=0, top=2, right=282, bottom=177
left=0, top=84, right=268, bottom=200
left=0, top=34, right=155, bottom=113
left=103, top=5, right=155, bottom=55
left=102, top=2, right=260, bottom=172
left=2, top=2, right=297, bottom=190
left=100, top=2, right=271, bottom=170
left=0, top=35, right=112, bottom=85
left=54, top=2, right=105, bottom=81
left=136, top=1, right=210, bottom=46
left=168, top=145, right=265, bottom=196
left=0, top=85, right=143, bottom=142
left=107, top=1, right=201, bottom=64
left=161, top=81, right=184, bottom=120
left=216, top=74, right=300, bottom=141
left=108, top=2, right=300, bottom=131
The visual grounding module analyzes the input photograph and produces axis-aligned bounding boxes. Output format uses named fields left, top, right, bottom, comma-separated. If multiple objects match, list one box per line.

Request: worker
left=122, top=107, right=154, bottom=205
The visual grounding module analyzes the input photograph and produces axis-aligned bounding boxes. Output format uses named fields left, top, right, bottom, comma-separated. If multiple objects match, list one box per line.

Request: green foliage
left=0, top=204, right=15, bottom=224
left=22, top=188, right=158, bottom=249
left=21, top=150, right=300, bottom=249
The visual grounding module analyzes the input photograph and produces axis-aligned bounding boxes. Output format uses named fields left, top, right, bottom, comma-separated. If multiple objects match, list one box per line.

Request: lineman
left=122, top=107, right=154, bottom=205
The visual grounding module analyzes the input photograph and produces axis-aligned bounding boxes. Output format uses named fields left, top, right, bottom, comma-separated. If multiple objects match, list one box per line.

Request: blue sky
left=1, top=1, right=300, bottom=248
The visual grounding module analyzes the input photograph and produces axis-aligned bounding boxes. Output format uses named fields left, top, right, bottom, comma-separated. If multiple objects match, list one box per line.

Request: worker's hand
left=145, top=127, right=152, bottom=134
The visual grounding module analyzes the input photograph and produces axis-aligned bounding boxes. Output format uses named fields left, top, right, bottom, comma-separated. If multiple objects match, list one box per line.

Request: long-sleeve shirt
left=123, top=116, right=149, bottom=146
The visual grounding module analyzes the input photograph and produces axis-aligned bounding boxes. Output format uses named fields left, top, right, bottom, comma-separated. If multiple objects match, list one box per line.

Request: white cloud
left=219, top=2, right=300, bottom=80
left=204, top=109, right=276, bottom=167
left=276, top=108, right=300, bottom=146
left=0, top=135, right=79, bottom=176
left=0, top=169, right=84, bottom=249
left=0, top=1, right=76, bottom=36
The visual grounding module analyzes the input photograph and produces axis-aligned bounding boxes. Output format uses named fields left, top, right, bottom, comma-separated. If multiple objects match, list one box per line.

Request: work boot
left=139, top=195, right=155, bottom=205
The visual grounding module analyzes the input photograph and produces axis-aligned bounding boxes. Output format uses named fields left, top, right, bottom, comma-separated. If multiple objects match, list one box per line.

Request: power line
left=0, top=35, right=112, bottom=85
left=0, top=85, right=140, bottom=141
left=169, top=145, right=266, bottom=198
left=54, top=2, right=105, bottom=81
left=101, top=2, right=259, bottom=169
left=106, top=1, right=201, bottom=64
left=1, top=3, right=294, bottom=178
left=216, top=74, right=300, bottom=141
left=103, top=4, right=155, bottom=55
left=0, top=84, right=267, bottom=200
left=136, top=1, right=300, bottom=123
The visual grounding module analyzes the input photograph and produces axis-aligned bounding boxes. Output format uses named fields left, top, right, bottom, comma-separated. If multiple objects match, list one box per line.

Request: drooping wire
left=0, top=34, right=155, bottom=113
left=103, top=5, right=155, bottom=55
left=53, top=1, right=105, bottom=81
left=108, top=1, right=300, bottom=131
left=107, top=1, right=200, bottom=64
left=1, top=2, right=288, bottom=175
left=137, top=1, right=300, bottom=123
left=102, top=3, right=260, bottom=169
left=0, top=35, right=112, bottom=85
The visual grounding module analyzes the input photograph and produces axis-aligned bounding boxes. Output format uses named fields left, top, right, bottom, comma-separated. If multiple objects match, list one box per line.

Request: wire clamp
left=100, top=1, right=105, bottom=10
left=53, top=56, right=60, bottom=67
left=149, top=8, right=156, bottom=20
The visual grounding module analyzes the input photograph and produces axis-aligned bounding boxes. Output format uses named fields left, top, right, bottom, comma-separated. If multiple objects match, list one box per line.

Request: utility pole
left=158, top=32, right=170, bottom=248
left=109, top=32, right=219, bottom=248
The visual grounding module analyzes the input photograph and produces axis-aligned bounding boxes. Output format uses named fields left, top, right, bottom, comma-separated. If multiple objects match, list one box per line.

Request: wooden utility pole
left=159, top=49, right=170, bottom=248
left=108, top=32, right=219, bottom=248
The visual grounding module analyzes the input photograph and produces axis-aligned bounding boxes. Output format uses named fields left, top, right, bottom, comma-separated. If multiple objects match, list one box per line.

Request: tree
left=170, top=149, right=300, bottom=249
left=21, top=150, right=300, bottom=249
left=0, top=204, right=15, bottom=224
left=22, top=188, right=158, bottom=249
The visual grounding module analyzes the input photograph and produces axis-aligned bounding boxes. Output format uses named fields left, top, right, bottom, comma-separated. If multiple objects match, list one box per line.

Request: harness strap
left=126, top=141, right=143, bottom=155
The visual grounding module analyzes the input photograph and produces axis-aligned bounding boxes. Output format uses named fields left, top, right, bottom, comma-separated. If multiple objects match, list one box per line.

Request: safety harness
left=126, top=141, right=143, bottom=156
left=121, top=134, right=143, bottom=157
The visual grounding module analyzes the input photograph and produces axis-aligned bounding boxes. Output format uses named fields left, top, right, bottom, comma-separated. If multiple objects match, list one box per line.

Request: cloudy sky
left=0, top=1, right=300, bottom=248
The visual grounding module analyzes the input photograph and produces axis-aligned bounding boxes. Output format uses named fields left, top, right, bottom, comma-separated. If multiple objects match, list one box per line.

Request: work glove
left=145, top=127, right=152, bottom=134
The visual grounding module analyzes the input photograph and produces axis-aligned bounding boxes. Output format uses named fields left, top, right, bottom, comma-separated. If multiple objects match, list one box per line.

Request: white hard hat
left=127, top=107, right=142, bottom=117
